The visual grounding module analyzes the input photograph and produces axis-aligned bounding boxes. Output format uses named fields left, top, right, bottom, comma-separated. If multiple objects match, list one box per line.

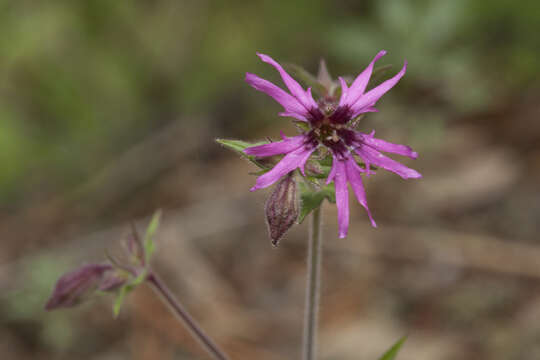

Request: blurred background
left=1, top=0, right=540, bottom=359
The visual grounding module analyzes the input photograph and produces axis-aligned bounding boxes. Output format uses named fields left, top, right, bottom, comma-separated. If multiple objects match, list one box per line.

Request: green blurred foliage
left=0, top=0, right=538, bottom=203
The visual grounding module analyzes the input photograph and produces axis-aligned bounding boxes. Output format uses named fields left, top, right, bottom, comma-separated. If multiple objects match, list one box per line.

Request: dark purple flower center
left=301, top=97, right=358, bottom=157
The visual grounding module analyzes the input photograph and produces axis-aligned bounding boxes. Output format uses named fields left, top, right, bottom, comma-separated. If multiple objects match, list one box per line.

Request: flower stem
left=302, top=206, right=323, bottom=360
left=146, top=272, right=231, bottom=360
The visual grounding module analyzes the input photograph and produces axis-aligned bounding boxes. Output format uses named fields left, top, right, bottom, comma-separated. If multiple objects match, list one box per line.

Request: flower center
left=313, top=119, right=343, bottom=144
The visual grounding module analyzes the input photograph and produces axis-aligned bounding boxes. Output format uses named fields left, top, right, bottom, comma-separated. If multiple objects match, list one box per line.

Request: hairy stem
left=147, top=272, right=231, bottom=360
left=302, top=206, right=323, bottom=360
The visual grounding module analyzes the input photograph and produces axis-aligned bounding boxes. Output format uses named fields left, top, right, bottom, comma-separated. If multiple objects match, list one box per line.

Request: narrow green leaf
left=293, top=121, right=311, bottom=132
left=377, top=336, right=407, bottom=360
left=143, top=210, right=161, bottom=265
left=298, top=182, right=336, bottom=223
left=111, top=270, right=148, bottom=318
left=216, top=139, right=262, bottom=153
left=216, top=138, right=270, bottom=169
left=113, top=285, right=128, bottom=318
left=130, top=270, right=147, bottom=287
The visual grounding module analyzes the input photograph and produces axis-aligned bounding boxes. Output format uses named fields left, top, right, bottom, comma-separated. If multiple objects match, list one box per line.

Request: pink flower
left=245, top=52, right=421, bottom=238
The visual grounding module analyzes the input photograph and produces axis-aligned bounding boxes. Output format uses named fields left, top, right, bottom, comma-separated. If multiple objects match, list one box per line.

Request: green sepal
left=112, top=270, right=148, bottom=318
left=143, top=210, right=161, bottom=265
left=293, top=121, right=311, bottom=132
left=377, top=336, right=407, bottom=360
left=216, top=138, right=269, bottom=169
left=112, top=285, right=128, bottom=318
left=298, top=182, right=336, bottom=224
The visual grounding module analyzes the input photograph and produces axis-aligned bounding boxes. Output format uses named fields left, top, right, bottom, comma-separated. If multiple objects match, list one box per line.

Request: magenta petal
left=337, top=77, right=349, bottom=106
left=350, top=61, right=407, bottom=117
left=355, top=144, right=422, bottom=179
left=339, top=50, right=387, bottom=107
left=356, top=132, right=418, bottom=159
left=245, top=135, right=306, bottom=157
left=278, top=112, right=307, bottom=121
left=250, top=146, right=315, bottom=191
left=345, top=158, right=377, bottom=227
left=326, top=154, right=339, bottom=185
left=256, top=53, right=318, bottom=110
left=332, top=159, right=350, bottom=238
left=246, top=72, right=309, bottom=121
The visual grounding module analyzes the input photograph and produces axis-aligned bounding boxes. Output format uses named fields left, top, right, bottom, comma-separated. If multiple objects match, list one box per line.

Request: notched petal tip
left=408, top=171, right=423, bottom=179
left=245, top=72, right=260, bottom=82
left=400, top=60, right=408, bottom=74
left=375, top=50, right=387, bottom=60
left=366, top=212, right=378, bottom=228
left=256, top=52, right=273, bottom=63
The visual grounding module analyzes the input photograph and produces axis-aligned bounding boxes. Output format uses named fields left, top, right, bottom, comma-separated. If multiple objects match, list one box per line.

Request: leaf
left=130, top=270, right=147, bottom=287
left=216, top=138, right=270, bottom=169
left=111, top=270, right=147, bottom=318
left=298, top=182, right=336, bottom=223
left=113, top=285, right=128, bottom=318
left=377, top=336, right=407, bottom=360
left=144, top=210, right=161, bottom=265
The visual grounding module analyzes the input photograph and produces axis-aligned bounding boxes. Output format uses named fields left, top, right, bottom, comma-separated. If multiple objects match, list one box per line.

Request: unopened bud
left=45, top=263, right=124, bottom=310
left=265, top=173, right=299, bottom=246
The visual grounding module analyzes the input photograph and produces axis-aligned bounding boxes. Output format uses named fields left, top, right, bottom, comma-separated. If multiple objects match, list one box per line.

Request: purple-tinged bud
left=98, top=269, right=129, bottom=292
left=265, top=173, right=299, bottom=246
left=45, top=263, right=119, bottom=311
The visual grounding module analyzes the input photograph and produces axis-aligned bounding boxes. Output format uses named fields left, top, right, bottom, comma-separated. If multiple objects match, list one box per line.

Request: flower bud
left=45, top=263, right=123, bottom=310
left=265, top=173, right=299, bottom=246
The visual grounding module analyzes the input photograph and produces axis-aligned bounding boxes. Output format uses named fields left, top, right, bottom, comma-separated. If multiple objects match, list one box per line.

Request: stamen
left=331, top=130, right=339, bottom=143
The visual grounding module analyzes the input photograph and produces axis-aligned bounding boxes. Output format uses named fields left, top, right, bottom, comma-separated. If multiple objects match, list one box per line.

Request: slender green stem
left=302, top=206, right=323, bottom=360
left=146, top=272, right=231, bottom=360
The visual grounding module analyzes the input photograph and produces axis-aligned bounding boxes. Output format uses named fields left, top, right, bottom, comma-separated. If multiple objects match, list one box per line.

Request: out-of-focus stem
left=147, top=272, right=231, bottom=360
left=302, top=206, right=323, bottom=360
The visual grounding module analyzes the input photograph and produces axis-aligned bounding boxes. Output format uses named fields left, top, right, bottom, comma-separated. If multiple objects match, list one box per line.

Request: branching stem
left=147, top=272, right=231, bottom=360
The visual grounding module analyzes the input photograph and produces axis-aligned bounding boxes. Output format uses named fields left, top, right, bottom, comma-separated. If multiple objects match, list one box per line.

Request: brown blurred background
left=1, top=0, right=540, bottom=359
